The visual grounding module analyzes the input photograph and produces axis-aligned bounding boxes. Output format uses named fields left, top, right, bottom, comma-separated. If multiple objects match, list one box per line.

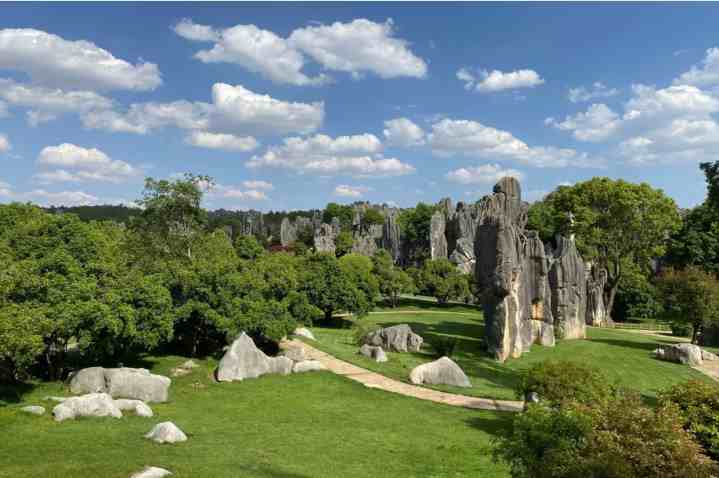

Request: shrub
left=672, top=321, right=693, bottom=337
left=516, top=360, right=614, bottom=405
left=660, top=379, right=719, bottom=460
left=430, top=336, right=458, bottom=358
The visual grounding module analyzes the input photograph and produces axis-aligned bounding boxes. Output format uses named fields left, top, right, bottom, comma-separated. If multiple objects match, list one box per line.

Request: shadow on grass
left=0, top=381, right=36, bottom=407
left=465, top=412, right=514, bottom=437
left=382, top=296, right=480, bottom=313
left=236, top=465, right=312, bottom=478
left=590, top=338, right=678, bottom=351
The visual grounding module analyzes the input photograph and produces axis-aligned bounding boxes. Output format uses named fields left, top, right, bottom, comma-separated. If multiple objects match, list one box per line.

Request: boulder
left=217, top=332, right=293, bottom=382
left=358, top=344, right=388, bottom=363
left=20, top=405, right=45, bottom=416
left=281, top=346, right=307, bottom=363
left=170, top=360, right=198, bottom=377
left=293, top=327, right=316, bottom=341
left=130, top=467, right=172, bottom=478
left=292, top=360, right=326, bottom=373
left=144, top=422, right=187, bottom=444
left=52, top=393, right=123, bottom=422
left=409, top=357, right=471, bottom=387
left=114, top=399, right=153, bottom=417
left=363, top=324, right=423, bottom=353
left=654, top=343, right=704, bottom=366
left=702, top=349, right=718, bottom=361
left=70, top=367, right=171, bottom=403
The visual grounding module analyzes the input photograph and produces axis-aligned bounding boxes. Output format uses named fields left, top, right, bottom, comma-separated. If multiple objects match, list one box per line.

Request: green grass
left=0, top=355, right=510, bottom=478
left=309, top=299, right=716, bottom=401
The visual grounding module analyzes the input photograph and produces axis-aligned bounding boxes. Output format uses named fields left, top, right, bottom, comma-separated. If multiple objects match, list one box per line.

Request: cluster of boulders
left=654, top=343, right=718, bottom=366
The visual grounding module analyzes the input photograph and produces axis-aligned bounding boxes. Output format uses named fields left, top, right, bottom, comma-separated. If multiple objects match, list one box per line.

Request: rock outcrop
left=586, top=263, right=610, bottom=327
left=449, top=237, right=476, bottom=274
left=430, top=211, right=448, bottom=260
left=358, top=344, right=388, bottom=362
left=548, top=236, right=587, bottom=340
left=313, top=223, right=337, bottom=254
left=52, top=393, right=123, bottom=422
left=217, top=332, right=293, bottom=382
left=70, top=367, right=171, bottom=403
left=363, top=324, right=423, bottom=353
left=381, top=209, right=403, bottom=262
left=144, top=422, right=188, bottom=444
left=653, top=343, right=716, bottom=366
left=409, top=357, right=471, bottom=387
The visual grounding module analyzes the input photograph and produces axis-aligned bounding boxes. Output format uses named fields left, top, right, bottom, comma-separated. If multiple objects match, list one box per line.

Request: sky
left=1, top=3, right=719, bottom=211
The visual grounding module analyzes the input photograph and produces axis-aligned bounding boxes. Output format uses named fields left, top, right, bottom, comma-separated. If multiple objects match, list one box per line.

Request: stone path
left=281, top=339, right=523, bottom=412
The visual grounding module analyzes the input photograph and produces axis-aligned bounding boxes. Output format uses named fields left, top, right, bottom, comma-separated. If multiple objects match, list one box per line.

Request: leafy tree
left=362, top=208, right=385, bottom=227
left=338, top=253, right=378, bottom=312
left=666, top=204, right=719, bottom=273
left=299, top=253, right=366, bottom=321
left=613, top=260, right=663, bottom=322
left=233, top=234, right=265, bottom=260
left=372, top=250, right=415, bottom=307
left=334, top=230, right=354, bottom=257
left=295, top=224, right=315, bottom=248
left=398, top=203, right=437, bottom=263
left=0, top=305, right=46, bottom=382
left=417, top=259, right=470, bottom=304
left=657, top=267, right=719, bottom=343
left=323, top=202, right=354, bottom=230
left=532, top=178, right=680, bottom=317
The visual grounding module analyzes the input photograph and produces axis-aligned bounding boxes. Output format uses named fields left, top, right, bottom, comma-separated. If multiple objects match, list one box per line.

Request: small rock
left=171, top=360, right=198, bottom=377
left=409, top=357, right=471, bottom=387
left=216, top=332, right=293, bottom=382
left=52, top=393, right=123, bottom=422
left=293, top=327, right=316, bottom=341
left=70, top=367, right=171, bottom=403
left=363, top=324, right=423, bottom=353
left=179, top=360, right=198, bottom=369
left=654, top=343, right=704, bottom=366
left=292, top=360, right=326, bottom=373
left=20, top=405, right=45, bottom=416
left=130, top=466, right=172, bottom=478
left=358, top=344, right=388, bottom=363
left=114, top=399, right=153, bottom=417
left=145, top=422, right=187, bottom=444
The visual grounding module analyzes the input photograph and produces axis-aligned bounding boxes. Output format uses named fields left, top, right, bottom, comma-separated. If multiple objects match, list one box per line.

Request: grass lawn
left=308, top=298, right=716, bottom=401
left=0, top=354, right=511, bottom=478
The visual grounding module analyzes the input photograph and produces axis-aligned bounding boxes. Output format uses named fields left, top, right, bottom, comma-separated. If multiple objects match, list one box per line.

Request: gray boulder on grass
left=292, top=360, right=326, bottom=373
left=409, top=357, right=471, bottom=387
left=114, top=399, right=153, bottom=417
left=293, top=327, right=316, bottom=341
left=20, top=405, right=45, bottom=416
left=281, top=346, right=307, bottom=362
left=52, top=393, right=123, bottom=422
left=216, top=332, right=293, bottom=382
left=363, top=324, right=423, bottom=353
left=358, top=344, right=388, bottom=363
left=70, top=367, right=171, bottom=403
left=144, top=422, right=187, bottom=444
left=654, top=343, right=706, bottom=366
left=130, top=466, right=172, bottom=478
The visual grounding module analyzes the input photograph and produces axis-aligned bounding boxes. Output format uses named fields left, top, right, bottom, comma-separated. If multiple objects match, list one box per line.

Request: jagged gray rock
left=449, top=237, right=476, bottom=274
left=292, top=360, right=326, bottom=373
left=70, top=367, right=171, bottom=403
left=217, top=332, right=293, bottom=382
left=409, top=357, right=471, bottom=387
left=382, top=209, right=402, bottom=263
left=429, top=211, right=448, bottom=260
left=114, top=399, right=153, bottom=417
left=52, top=393, right=123, bottom=422
left=358, top=344, right=388, bottom=362
left=363, top=324, right=423, bottom=353
left=548, top=236, right=587, bottom=340
left=654, top=343, right=717, bottom=366
left=586, top=263, right=610, bottom=327
left=293, top=327, right=316, bottom=341
left=352, top=223, right=383, bottom=257
left=313, top=223, right=337, bottom=253
left=281, top=346, right=307, bottom=362
left=130, top=466, right=172, bottom=478
left=144, top=422, right=187, bottom=444
left=20, top=405, right=45, bottom=415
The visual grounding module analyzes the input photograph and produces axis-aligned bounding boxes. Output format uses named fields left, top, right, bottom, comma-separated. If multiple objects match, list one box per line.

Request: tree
left=362, top=208, right=385, bottom=227
left=0, top=305, right=46, bottom=382
left=657, top=267, right=719, bottom=343
left=323, top=202, right=354, bottom=230
left=398, top=203, right=437, bottom=263
left=334, top=230, right=354, bottom=257
left=417, top=259, right=470, bottom=304
left=666, top=204, right=719, bottom=273
left=338, top=253, right=378, bottom=313
left=533, top=178, right=680, bottom=317
left=372, top=250, right=415, bottom=307
left=299, top=253, right=366, bottom=321
left=234, top=234, right=265, bottom=260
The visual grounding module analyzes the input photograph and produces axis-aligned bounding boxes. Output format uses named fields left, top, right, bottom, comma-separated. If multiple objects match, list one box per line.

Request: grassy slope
left=309, top=298, right=716, bottom=401
left=0, top=355, right=510, bottom=478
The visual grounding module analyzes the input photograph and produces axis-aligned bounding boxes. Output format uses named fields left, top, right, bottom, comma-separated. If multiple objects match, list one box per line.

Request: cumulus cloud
left=457, top=68, right=544, bottom=93
left=185, top=131, right=259, bottom=152
left=675, top=47, right=719, bottom=88
left=0, top=28, right=161, bottom=91
left=0, top=134, right=9, bottom=153
left=568, top=82, right=619, bottom=103
left=333, top=184, right=370, bottom=197
left=174, top=18, right=427, bottom=84
left=248, top=133, right=415, bottom=177
left=545, top=103, right=621, bottom=142
left=428, top=118, right=599, bottom=168
left=18, top=189, right=101, bottom=206
left=445, top=163, right=524, bottom=185
left=383, top=117, right=425, bottom=147
left=36, top=143, right=137, bottom=183
left=241, top=180, right=273, bottom=190
left=209, top=183, right=268, bottom=201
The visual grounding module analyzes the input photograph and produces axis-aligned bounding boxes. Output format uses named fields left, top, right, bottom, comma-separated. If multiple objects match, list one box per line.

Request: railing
left=612, top=321, right=673, bottom=332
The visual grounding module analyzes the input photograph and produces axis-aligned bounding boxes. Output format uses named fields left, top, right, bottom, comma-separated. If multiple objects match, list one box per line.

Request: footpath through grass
left=308, top=298, right=714, bottom=401
left=0, top=354, right=510, bottom=478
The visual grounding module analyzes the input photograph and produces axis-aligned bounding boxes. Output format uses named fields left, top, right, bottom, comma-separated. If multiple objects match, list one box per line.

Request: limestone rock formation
left=292, top=360, right=326, bottom=373
left=20, top=405, right=45, bottom=415
left=293, top=327, right=316, bottom=341
left=281, top=345, right=307, bottom=362
left=409, top=357, right=471, bottom=387
left=654, top=343, right=713, bottom=366
left=114, top=399, right=153, bottom=417
left=144, top=422, right=188, bottom=444
left=363, top=324, right=423, bottom=353
left=548, top=236, right=587, bottom=340
left=352, top=223, right=383, bottom=257
left=131, top=466, right=173, bottom=478
left=586, top=263, right=610, bottom=327
left=381, top=209, right=403, bottom=262
left=217, top=332, right=293, bottom=382
left=313, top=223, right=337, bottom=253
left=358, top=344, right=388, bottom=362
left=69, top=367, right=171, bottom=403
left=449, top=237, right=476, bottom=274
left=429, top=211, right=448, bottom=260
left=52, top=393, right=123, bottom=422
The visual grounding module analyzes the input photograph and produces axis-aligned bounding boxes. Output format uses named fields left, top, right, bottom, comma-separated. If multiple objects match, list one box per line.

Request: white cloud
left=428, top=118, right=599, bottom=168
left=445, top=163, right=524, bottom=185
left=241, top=180, right=273, bottom=190
left=0, top=28, right=161, bottom=91
left=210, top=183, right=268, bottom=201
left=0, top=180, right=11, bottom=196
left=333, top=184, right=370, bottom=197
left=675, top=47, right=719, bottom=88
left=0, top=134, right=9, bottom=153
left=248, top=133, right=415, bottom=177
left=172, top=18, right=220, bottom=42
left=185, top=131, right=259, bottom=152
left=457, top=68, right=544, bottom=93
left=36, top=143, right=137, bottom=183
left=546, top=103, right=621, bottom=142
left=20, top=189, right=101, bottom=206
left=568, top=82, right=619, bottom=103
left=288, top=18, right=427, bottom=79
left=383, top=117, right=425, bottom=147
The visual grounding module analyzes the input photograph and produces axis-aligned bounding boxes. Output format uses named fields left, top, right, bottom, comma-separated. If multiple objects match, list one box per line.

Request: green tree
left=299, top=253, right=366, bottom=321
left=417, top=259, right=470, bottom=304
left=362, top=208, right=385, bottom=227
left=0, top=304, right=46, bottom=382
left=657, top=267, right=719, bottom=343
left=372, top=250, right=415, bottom=307
left=334, top=230, right=354, bottom=257
left=339, top=253, right=378, bottom=312
left=233, top=234, right=265, bottom=260
left=398, top=203, right=437, bottom=263
left=323, top=202, right=354, bottom=230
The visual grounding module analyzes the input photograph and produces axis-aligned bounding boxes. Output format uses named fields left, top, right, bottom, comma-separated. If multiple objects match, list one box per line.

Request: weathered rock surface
left=171, top=360, right=198, bottom=377
left=548, top=236, right=587, bottom=340
left=217, top=332, right=293, bottom=382
left=293, top=327, right=316, bottom=341
left=144, top=422, right=187, bottom=444
left=363, top=324, right=423, bottom=353
left=586, top=263, right=610, bottom=327
left=358, top=344, right=388, bottom=363
left=70, top=367, right=171, bottom=403
left=52, top=393, right=123, bottom=422
left=654, top=343, right=705, bottom=366
left=449, top=237, right=476, bottom=274
left=702, top=349, right=719, bottom=361
left=381, top=209, right=403, bottom=263
left=292, top=360, right=326, bottom=373
left=114, top=399, right=153, bottom=417
left=409, top=357, right=471, bottom=387
left=281, top=346, right=307, bottom=362
left=130, top=466, right=172, bottom=478
left=20, top=405, right=45, bottom=415
left=430, top=211, right=448, bottom=260
left=313, top=223, right=337, bottom=254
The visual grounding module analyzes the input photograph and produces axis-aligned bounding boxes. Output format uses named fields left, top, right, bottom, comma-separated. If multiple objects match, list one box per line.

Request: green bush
left=660, top=379, right=719, bottom=460
left=671, top=321, right=693, bottom=337
left=516, top=360, right=614, bottom=405
left=430, top=336, right=458, bottom=358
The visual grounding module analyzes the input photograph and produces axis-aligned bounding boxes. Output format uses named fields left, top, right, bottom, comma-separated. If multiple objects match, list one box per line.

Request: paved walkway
left=281, top=339, right=524, bottom=413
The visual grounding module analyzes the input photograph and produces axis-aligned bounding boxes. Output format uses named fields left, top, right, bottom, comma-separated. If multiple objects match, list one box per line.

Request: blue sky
left=1, top=3, right=719, bottom=211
